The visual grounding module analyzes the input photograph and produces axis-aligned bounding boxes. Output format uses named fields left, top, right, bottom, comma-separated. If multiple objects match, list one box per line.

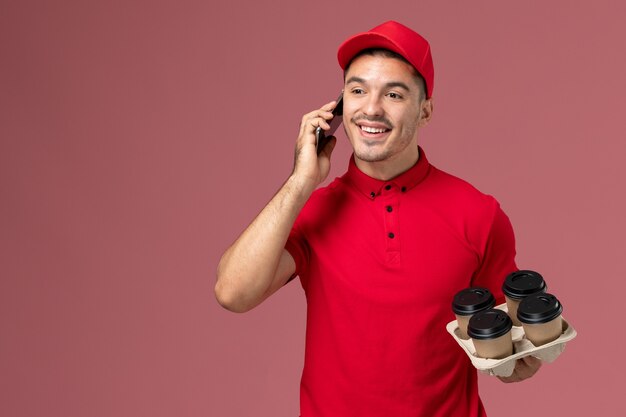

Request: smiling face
left=342, top=53, right=433, bottom=180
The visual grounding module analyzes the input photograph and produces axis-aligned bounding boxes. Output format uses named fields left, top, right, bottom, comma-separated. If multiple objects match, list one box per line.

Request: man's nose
left=362, top=94, right=384, bottom=117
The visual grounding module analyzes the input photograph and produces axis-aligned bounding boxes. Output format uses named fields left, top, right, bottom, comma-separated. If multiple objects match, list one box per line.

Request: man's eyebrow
left=385, top=81, right=411, bottom=91
left=345, top=76, right=412, bottom=91
left=345, top=76, right=367, bottom=85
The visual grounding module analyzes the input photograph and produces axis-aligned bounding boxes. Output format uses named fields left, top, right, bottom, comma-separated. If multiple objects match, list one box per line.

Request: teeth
left=360, top=125, right=388, bottom=134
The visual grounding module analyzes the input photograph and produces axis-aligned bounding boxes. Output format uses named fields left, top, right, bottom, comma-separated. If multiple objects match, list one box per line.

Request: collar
left=342, top=146, right=431, bottom=199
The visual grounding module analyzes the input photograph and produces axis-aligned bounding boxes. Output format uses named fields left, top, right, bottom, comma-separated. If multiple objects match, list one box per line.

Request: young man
left=216, top=21, right=541, bottom=417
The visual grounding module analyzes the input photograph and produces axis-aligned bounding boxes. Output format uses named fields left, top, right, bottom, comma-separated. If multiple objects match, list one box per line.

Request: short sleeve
left=471, top=202, right=518, bottom=303
left=284, top=216, right=310, bottom=284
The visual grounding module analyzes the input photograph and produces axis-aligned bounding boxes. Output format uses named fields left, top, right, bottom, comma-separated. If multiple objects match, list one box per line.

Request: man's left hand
left=497, top=355, right=542, bottom=383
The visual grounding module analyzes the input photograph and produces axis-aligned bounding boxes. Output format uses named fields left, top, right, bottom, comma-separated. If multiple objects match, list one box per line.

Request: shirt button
left=385, top=185, right=392, bottom=190
left=386, top=206, right=393, bottom=212
left=401, top=186, right=407, bottom=192
left=388, top=232, right=395, bottom=239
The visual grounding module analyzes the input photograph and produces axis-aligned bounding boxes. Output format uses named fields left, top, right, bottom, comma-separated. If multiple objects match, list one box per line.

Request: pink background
left=2, top=1, right=625, bottom=416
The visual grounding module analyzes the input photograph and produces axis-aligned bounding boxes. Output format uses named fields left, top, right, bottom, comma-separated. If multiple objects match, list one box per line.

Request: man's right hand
left=215, top=101, right=340, bottom=313
left=291, top=100, right=339, bottom=194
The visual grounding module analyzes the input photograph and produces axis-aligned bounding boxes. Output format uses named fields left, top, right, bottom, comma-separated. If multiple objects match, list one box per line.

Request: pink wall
left=2, top=1, right=625, bottom=416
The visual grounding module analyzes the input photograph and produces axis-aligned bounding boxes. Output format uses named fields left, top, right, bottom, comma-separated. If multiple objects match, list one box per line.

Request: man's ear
left=418, top=98, right=433, bottom=128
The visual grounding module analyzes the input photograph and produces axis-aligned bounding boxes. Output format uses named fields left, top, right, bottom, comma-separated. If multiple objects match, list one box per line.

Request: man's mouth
left=352, top=116, right=393, bottom=139
left=359, top=125, right=390, bottom=134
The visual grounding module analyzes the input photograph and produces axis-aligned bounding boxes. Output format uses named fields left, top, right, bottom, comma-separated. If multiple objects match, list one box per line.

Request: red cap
left=337, top=21, right=434, bottom=98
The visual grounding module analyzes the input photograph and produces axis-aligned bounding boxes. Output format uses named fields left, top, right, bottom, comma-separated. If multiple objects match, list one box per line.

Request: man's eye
left=387, top=92, right=402, bottom=99
left=351, top=88, right=365, bottom=95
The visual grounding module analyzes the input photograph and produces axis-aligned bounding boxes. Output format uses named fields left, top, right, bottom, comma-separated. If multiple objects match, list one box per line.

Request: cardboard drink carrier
left=446, top=303, right=577, bottom=377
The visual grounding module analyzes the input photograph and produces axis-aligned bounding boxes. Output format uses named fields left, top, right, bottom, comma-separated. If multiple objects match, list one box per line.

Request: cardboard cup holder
left=446, top=303, right=577, bottom=377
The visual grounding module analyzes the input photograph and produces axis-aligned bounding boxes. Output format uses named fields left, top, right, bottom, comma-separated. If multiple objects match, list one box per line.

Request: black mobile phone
left=315, top=93, right=344, bottom=155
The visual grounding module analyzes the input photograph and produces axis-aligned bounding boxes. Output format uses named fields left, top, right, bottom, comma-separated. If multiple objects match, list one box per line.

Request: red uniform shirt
left=286, top=147, right=517, bottom=417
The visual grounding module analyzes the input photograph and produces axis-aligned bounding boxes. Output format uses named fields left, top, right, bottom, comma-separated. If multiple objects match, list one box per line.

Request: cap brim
left=337, top=33, right=410, bottom=70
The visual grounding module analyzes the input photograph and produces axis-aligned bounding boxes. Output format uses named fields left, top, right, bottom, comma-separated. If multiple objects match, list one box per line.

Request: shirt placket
left=380, top=183, right=401, bottom=265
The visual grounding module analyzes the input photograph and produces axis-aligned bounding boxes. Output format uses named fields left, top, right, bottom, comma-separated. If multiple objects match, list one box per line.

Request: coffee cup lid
left=517, top=293, right=563, bottom=324
left=502, top=270, right=547, bottom=300
left=452, top=287, right=496, bottom=316
left=467, top=309, right=513, bottom=340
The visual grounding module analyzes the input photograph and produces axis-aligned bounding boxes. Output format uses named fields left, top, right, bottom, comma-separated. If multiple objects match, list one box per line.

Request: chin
left=354, top=148, right=390, bottom=163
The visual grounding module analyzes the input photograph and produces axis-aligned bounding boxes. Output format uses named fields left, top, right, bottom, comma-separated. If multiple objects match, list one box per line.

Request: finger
left=302, top=109, right=334, bottom=121
left=497, top=357, right=539, bottom=383
left=320, top=100, right=337, bottom=112
left=301, top=102, right=335, bottom=121
left=299, top=117, right=331, bottom=138
left=320, top=110, right=335, bottom=121
left=310, top=117, right=331, bottom=131
left=497, top=367, right=522, bottom=383
left=516, top=355, right=541, bottom=372
left=520, top=356, right=542, bottom=376
left=497, top=375, right=519, bottom=383
left=299, top=113, right=334, bottom=138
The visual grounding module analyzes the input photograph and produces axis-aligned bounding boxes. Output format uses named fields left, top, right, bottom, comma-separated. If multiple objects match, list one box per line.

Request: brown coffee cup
left=517, top=293, right=563, bottom=346
left=452, top=288, right=496, bottom=339
left=502, top=270, right=547, bottom=326
left=468, top=309, right=513, bottom=359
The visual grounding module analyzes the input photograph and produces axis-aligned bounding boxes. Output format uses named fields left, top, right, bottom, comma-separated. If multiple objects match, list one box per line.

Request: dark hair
left=343, top=48, right=427, bottom=101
